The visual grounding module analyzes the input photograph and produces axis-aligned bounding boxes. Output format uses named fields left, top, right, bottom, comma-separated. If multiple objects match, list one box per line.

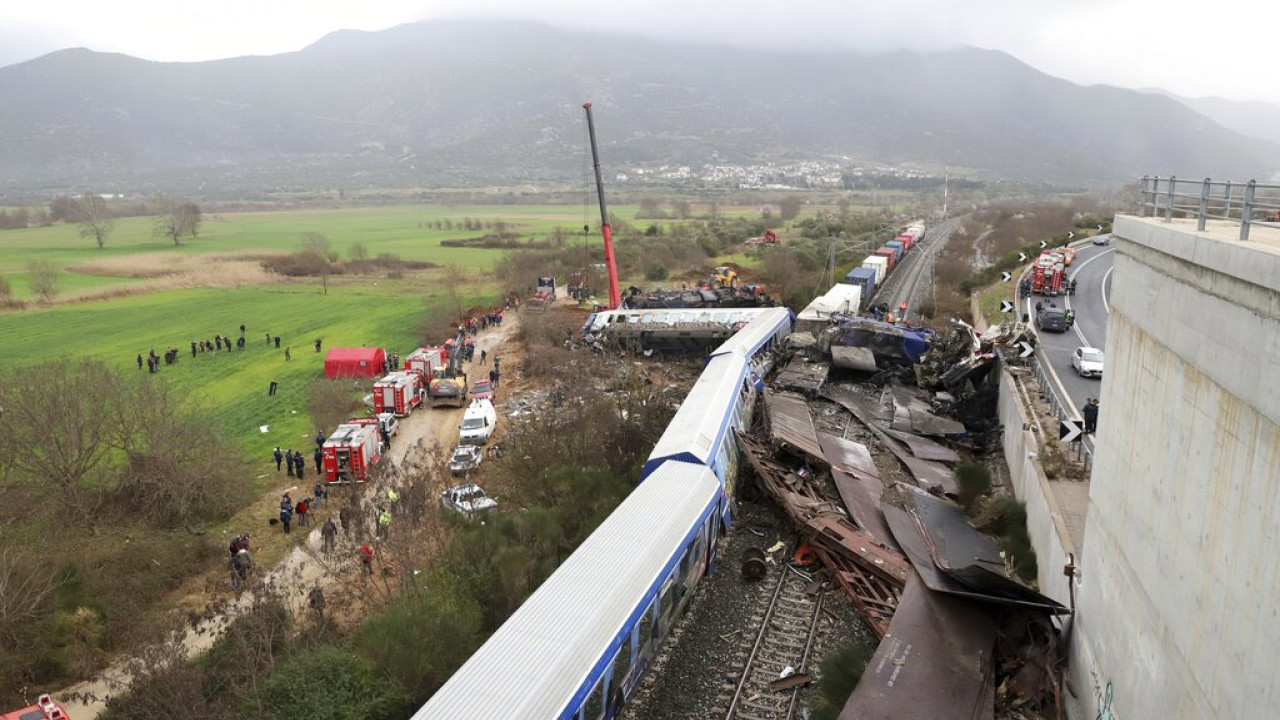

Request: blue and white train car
left=706, top=306, right=794, bottom=378
left=641, top=353, right=755, bottom=524
left=413, top=461, right=723, bottom=720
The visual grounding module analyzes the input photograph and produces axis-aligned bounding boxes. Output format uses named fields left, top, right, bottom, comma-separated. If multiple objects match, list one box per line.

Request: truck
left=528, top=276, right=557, bottom=310
left=322, top=421, right=382, bottom=484
left=440, top=482, right=498, bottom=516
left=403, top=347, right=443, bottom=378
left=458, top=398, right=497, bottom=445
left=745, top=229, right=780, bottom=244
left=1031, top=252, right=1065, bottom=295
left=3, top=695, right=70, bottom=720
left=427, top=330, right=469, bottom=407
left=372, top=371, right=423, bottom=417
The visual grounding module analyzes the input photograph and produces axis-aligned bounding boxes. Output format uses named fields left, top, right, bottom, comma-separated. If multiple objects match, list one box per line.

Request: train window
left=611, top=635, right=632, bottom=696
left=659, top=576, right=675, bottom=625
left=582, top=679, right=603, bottom=720
left=636, top=601, right=654, bottom=656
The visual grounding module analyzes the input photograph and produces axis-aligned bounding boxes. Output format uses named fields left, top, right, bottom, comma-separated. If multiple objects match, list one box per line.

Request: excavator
left=427, top=329, right=469, bottom=408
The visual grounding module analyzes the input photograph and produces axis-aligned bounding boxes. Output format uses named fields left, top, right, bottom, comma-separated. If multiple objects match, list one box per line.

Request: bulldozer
left=713, top=265, right=738, bottom=289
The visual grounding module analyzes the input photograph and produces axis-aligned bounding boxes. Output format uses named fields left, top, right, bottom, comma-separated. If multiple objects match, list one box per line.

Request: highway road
left=1021, top=237, right=1115, bottom=448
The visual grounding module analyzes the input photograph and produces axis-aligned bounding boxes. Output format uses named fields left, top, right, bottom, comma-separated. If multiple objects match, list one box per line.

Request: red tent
left=324, top=347, right=386, bottom=379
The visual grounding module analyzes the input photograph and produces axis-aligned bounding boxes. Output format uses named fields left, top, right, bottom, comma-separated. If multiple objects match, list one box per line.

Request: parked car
left=1072, top=347, right=1105, bottom=378
left=440, top=483, right=498, bottom=516
left=1037, top=307, right=1069, bottom=333
left=471, top=378, right=494, bottom=402
left=1092, top=234, right=1111, bottom=246
left=376, top=412, right=399, bottom=438
left=459, top=399, right=497, bottom=445
left=449, top=445, right=483, bottom=475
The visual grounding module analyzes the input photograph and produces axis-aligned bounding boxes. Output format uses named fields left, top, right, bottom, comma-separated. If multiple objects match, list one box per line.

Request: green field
left=0, top=280, right=489, bottom=460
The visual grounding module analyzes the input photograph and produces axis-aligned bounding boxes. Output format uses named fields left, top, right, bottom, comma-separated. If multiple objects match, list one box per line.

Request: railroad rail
left=722, top=565, right=826, bottom=720
left=871, top=217, right=958, bottom=318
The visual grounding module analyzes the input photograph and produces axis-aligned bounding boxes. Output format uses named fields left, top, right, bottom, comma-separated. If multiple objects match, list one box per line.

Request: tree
left=300, top=233, right=333, bottom=294
left=0, top=359, right=116, bottom=521
left=780, top=196, right=803, bottom=221
left=349, top=242, right=369, bottom=261
left=152, top=197, right=201, bottom=246
left=27, top=259, right=58, bottom=302
left=672, top=200, right=692, bottom=219
left=441, top=265, right=466, bottom=319
left=308, top=380, right=361, bottom=435
left=75, top=193, right=115, bottom=249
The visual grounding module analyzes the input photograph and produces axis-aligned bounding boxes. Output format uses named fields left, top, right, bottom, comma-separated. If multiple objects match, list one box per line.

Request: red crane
left=583, top=102, right=622, bottom=310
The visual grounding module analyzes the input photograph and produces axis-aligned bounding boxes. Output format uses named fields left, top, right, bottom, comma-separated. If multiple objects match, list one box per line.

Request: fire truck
left=2, top=695, right=69, bottom=720
left=1031, top=251, right=1066, bottom=295
left=322, top=421, right=382, bottom=484
left=372, top=371, right=423, bottom=417
left=403, top=347, right=443, bottom=378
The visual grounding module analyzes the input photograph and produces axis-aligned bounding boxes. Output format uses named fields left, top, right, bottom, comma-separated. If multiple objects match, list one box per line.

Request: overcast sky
left=3, top=0, right=1278, bottom=105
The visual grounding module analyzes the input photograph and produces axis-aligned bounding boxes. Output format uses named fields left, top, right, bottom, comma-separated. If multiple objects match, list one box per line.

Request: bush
left=954, top=461, right=993, bottom=512
left=257, top=646, right=411, bottom=720
left=810, top=639, right=876, bottom=720
left=645, top=263, right=669, bottom=281
left=355, top=572, right=485, bottom=703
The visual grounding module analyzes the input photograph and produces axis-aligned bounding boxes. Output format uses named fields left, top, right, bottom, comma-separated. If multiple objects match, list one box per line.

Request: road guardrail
left=1138, top=176, right=1280, bottom=241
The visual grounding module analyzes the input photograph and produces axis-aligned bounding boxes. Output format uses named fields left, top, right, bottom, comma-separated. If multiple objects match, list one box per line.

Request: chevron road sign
left=1001, top=300, right=1015, bottom=313
left=1020, top=341, right=1034, bottom=358
left=1039, top=240, right=1047, bottom=249
left=1067, top=231, right=1075, bottom=240
left=1018, top=252, right=1027, bottom=262
left=1001, top=271, right=1012, bottom=282
left=1097, top=224, right=1104, bottom=232
left=1060, top=419, right=1083, bottom=443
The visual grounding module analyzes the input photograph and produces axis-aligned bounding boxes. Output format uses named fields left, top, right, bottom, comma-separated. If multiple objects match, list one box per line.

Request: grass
left=0, top=278, right=491, bottom=460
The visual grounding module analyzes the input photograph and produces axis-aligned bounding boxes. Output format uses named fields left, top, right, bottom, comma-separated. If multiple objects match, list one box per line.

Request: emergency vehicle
left=2, top=695, right=69, bottom=720
left=322, top=422, right=382, bottom=484
left=403, top=347, right=443, bottom=378
left=1031, top=251, right=1065, bottom=295
left=372, top=371, right=423, bottom=417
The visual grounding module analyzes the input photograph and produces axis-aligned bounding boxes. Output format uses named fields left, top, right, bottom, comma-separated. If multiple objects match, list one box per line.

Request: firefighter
left=1065, top=309, right=1076, bottom=327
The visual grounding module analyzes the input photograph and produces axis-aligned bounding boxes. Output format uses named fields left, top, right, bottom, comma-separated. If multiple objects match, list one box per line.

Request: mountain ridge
left=1, top=20, right=1276, bottom=193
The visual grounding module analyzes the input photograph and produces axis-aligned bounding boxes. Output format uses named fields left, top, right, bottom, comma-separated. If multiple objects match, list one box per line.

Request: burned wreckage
left=738, top=314, right=1065, bottom=719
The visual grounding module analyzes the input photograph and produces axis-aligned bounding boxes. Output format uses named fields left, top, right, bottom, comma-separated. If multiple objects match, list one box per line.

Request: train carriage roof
left=707, top=307, right=793, bottom=360
left=413, top=461, right=720, bottom=720
left=641, top=353, right=749, bottom=478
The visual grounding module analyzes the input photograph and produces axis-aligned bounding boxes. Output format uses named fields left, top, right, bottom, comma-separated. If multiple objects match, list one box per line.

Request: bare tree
left=441, top=264, right=467, bottom=320
left=301, top=232, right=332, bottom=294
left=308, top=379, right=362, bottom=434
left=779, top=196, right=803, bottom=221
left=0, top=359, right=116, bottom=521
left=0, top=548, right=60, bottom=646
left=672, top=199, right=692, bottom=219
left=26, top=259, right=58, bottom=302
left=153, top=197, right=201, bottom=246
left=75, top=192, right=115, bottom=249
left=349, top=242, right=368, bottom=261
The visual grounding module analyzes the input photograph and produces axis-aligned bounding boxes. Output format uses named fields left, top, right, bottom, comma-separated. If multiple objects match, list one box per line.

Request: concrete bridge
left=1004, top=211, right=1280, bottom=719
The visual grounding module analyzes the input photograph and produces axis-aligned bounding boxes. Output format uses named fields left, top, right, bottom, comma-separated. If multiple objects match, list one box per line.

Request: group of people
left=137, top=347, right=181, bottom=373
left=136, top=324, right=301, bottom=372
left=463, top=306, right=506, bottom=335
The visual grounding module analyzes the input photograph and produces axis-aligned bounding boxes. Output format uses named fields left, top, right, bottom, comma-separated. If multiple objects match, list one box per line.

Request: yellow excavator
left=713, top=265, right=738, bottom=289
left=428, top=329, right=469, bottom=407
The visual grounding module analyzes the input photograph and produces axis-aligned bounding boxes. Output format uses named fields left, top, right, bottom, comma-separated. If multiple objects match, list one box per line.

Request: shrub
left=257, top=645, right=411, bottom=720
left=954, top=461, right=993, bottom=512
left=810, top=639, right=876, bottom=720
left=645, top=263, right=669, bottom=281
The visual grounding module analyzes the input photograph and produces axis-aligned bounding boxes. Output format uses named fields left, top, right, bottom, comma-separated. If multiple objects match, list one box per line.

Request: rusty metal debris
left=774, top=356, right=829, bottom=395
left=883, top=428, right=962, bottom=463
left=762, top=390, right=824, bottom=461
left=768, top=673, right=814, bottom=692
left=823, top=386, right=958, bottom=496
left=838, top=576, right=998, bottom=720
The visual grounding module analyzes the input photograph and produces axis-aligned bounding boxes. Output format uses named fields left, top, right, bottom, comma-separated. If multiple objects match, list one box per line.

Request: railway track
left=873, top=217, right=960, bottom=317
left=720, top=565, right=826, bottom=720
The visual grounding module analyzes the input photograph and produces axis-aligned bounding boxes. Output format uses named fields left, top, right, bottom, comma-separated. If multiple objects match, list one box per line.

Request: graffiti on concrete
left=1095, top=681, right=1116, bottom=720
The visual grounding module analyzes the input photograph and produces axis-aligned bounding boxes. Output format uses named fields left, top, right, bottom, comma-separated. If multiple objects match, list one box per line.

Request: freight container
left=895, top=234, right=914, bottom=251
left=861, top=255, right=888, bottom=284
left=873, top=248, right=897, bottom=271
left=886, top=240, right=906, bottom=259
left=844, top=267, right=877, bottom=304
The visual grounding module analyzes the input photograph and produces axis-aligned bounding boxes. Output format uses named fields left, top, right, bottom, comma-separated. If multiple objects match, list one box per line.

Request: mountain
left=1, top=20, right=1277, bottom=193
left=1141, top=89, right=1280, bottom=151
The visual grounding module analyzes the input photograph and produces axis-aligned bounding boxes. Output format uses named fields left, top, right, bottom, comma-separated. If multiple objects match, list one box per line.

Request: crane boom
left=583, top=102, right=622, bottom=310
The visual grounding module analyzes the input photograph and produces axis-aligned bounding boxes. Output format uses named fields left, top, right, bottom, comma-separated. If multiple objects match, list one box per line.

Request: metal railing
left=1138, top=176, right=1280, bottom=241
left=1030, top=354, right=1094, bottom=472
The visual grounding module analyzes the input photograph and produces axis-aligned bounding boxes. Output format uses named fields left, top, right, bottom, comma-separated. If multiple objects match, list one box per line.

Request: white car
left=1072, top=347, right=1104, bottom=378
left=376, top=412, right=399, bottom=437
left=440, top=483, right=498, bottom=516
left=458, top=398, right=497, bottom=445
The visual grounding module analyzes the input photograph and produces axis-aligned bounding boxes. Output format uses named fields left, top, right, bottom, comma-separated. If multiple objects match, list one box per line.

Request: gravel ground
left=620, top=496, right=873, bottom=720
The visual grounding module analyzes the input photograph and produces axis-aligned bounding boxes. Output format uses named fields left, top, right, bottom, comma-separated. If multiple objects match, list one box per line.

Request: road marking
left=1101, top=266, right=1113, bottom=314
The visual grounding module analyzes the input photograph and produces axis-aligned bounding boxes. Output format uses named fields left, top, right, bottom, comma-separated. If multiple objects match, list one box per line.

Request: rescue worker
left=295, top=497, right=309, bottom=527
left=137, top=353, right=143, bottom=369
left=284, top=346, right=292, bottom=361
left=274, top=335, right=281, bottom=348
left=321, top=518, right=338, bottom=554
left=308, top=585, right=325, bottom=621
left=313, top=448, right=323, bottom=475
left=314, top=338, right=322, bottom=353
left=360, top=542, right=375, bottom=575
left=274, top=447, right=283, bottom=471
left=285, top=449, right=295, bottom=477
left=280, top=495, right=293, bottom=534
left=1065, top=309, right=1076, bottom=327
left=377, top=507, right=392, bottom=539
left=294, top=451, right=305, bottom=480
left=386, top=489, right=400, bottom=516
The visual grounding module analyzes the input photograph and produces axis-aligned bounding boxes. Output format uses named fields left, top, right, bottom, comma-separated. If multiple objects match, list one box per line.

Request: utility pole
left=942, top=167, right=949, bottom=219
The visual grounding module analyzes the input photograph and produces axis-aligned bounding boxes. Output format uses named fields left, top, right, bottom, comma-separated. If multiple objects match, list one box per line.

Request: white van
left=458, top=399, right=497, bottom=445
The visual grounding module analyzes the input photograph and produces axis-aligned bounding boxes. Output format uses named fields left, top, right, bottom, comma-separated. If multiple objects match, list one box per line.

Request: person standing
left=285, top=449, right=295, bottom=478
left=1083, top=398, right=1099, bottom=435
left=273, top=447, right=283, bottom=471
left=360, top=542, right=374, bottom=575
left=294, top=451, right=305, bottom=480
left=274, top=335, right=281, bottom=349
left=313, top=480, right=324, bottom=506
left=377, top=507, right=391, bottom=540
left=321, top=517, right=338, bottom=554
left=314, top=338, right=322, bottom=353
left=136, top=353, right=143, bottom=369
left=284, top=347, right=292, bottom=361
left=295, top=497, right=309, bottom=527
left=280, top=494, right=293, bottom=534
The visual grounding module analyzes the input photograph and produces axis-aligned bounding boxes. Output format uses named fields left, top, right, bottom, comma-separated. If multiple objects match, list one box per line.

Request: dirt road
left=57, top=317, right=524, bottom=718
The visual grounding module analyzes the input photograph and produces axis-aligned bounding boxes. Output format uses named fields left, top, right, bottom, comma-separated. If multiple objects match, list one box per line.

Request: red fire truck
left=2, top=695, right=69, bottom=720
left=322, top=422, right=382, bottom=484
left=1031, top=251, right=1065, bottom=295
left=403, top=347, right=443, bottom=379
left=372, top=371, right=423, bottom=417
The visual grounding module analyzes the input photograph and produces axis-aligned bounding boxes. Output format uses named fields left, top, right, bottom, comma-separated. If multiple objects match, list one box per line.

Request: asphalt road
left=1021, top=237, right=1115, bottom=445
